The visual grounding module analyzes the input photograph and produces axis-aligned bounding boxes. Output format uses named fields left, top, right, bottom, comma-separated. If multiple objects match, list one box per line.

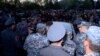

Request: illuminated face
left=78, top=26, right=88, bottom=33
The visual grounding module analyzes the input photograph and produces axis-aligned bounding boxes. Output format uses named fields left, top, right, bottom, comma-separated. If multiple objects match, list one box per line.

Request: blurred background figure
left=0, top=19, right=18, bottom=56
left=28, top=17, right=38, bottom=33
left=17, top=18, right=28, bottom=45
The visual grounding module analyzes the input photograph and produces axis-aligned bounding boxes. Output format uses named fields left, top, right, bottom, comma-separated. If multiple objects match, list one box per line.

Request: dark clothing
left=40, top=45, right=72, bottom=56
left=1, top=28, right=18, bottom=56
left=16, top=22, right=28, bottom=45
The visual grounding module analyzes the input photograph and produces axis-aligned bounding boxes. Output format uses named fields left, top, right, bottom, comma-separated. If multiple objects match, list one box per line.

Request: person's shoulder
left=40, top=46, right=52, bottom=53
left=40, top=46, right=50, bottom=51
left=40, top=47, right=50, bottom=56
left=40, top=46, right=72, bottom=56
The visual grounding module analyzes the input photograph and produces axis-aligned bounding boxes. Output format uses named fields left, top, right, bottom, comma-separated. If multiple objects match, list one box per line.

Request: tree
left=4, top=0, right=7, bottom=3
left=0, top=0, right=4, bottom=8
left=22, top=1, right=40, bottom=9
left=44, top=1, right=54, bottom=9
left=0, top=0, right=3, bottom=2
left=83, top=0, right=93, bottom=9
left=15, top=0, right=21, bottom=7
left=68, top=0, right=79, bottom=9
left=59, top=0, right=79, bottom=9
left=96, top=1, right=100, bottom=9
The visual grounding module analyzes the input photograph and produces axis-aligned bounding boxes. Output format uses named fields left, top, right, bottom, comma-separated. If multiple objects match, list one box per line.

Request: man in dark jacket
left=1, top=19, right=18, bottom=56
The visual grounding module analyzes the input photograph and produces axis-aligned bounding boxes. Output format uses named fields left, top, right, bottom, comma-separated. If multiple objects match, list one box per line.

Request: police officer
left=24, top=23, right=48, bottom=56
left=83, top=26, right=100, bottom=56
left=40, top=23, right=72, bottom=56
left=63, top=32, right=76, bottom=56
left=77, top=21, right=91, bottom=33
left=73, top=21, right=92, bottom=56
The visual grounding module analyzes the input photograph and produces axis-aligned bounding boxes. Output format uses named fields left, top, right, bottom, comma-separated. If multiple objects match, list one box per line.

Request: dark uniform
left=1, top=28, right=18, bottom=56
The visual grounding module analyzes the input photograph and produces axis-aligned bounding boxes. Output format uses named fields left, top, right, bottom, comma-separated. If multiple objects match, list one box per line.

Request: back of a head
left=85, top=26, right=100, bottom=52
left=5, top=18, right=15, bottom=28
left=46, top=21, right=53, bottom=27
left=36, top=23, right=46, bottom=34
left=47, top=23, right=66, bottom=42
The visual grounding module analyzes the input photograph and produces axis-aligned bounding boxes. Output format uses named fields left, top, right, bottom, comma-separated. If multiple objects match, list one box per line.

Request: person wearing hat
left=77, top=21, right=91, bottom=33
left=16, top=18, right=28, bottom=45
left=52, top=22, right=76, bottom=56
left=1, top=19, right=18, bottom=56
left=40, top=23, right=71, bottom=56
left=74, top=21, right=91, bottom=56
left=83, top=26, right=100, bottom=56
left=24, top=23, right=49, bottom=56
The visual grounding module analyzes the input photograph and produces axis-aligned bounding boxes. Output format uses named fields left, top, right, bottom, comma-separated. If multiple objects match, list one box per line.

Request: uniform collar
left=50, top=45, right=62, bottom=49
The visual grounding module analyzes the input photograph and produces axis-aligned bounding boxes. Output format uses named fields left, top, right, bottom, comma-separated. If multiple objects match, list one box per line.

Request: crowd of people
left=0, top=8, right=100, bottom=56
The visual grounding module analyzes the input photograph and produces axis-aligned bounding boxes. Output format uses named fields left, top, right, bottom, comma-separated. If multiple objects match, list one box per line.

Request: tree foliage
left=44, top=1, right=61, bottom=9
left=22, top=1, right=40, bottom=9
left=83, top=0, right=93, bottom=9
left=96, top=1, right=100, bottom=9
left=0, top=0, right=100, bottom=9
left=67, top=0, right=79, bottom=9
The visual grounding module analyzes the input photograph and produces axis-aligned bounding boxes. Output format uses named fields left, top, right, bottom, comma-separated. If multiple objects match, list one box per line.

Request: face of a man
left=78, top=26, right=88, bottom=33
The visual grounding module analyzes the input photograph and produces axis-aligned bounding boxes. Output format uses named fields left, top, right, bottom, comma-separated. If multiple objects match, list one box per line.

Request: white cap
left=85, top=26, right=100, bottom=45
left=47, top=23, right=66, bottom=42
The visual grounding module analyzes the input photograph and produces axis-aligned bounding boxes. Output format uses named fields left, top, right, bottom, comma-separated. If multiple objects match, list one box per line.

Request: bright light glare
left=58, top=0, right=61, bottom=2
left=20, top=0, right=26, bottom=2
left=93, top=0, right=98, bottom=2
